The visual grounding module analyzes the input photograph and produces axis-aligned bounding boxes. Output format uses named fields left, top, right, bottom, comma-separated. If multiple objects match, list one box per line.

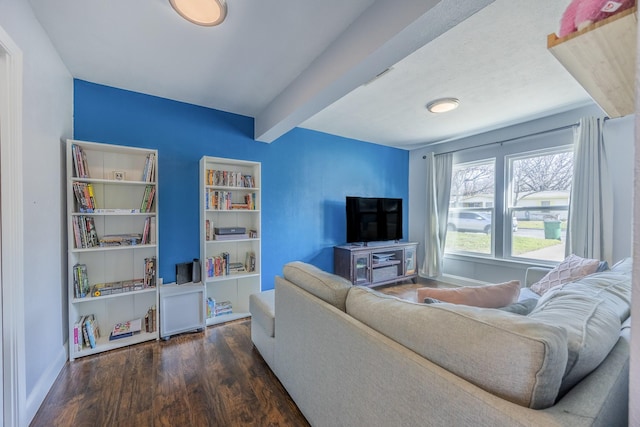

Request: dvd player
left=214, top=227, right=246, bottom=235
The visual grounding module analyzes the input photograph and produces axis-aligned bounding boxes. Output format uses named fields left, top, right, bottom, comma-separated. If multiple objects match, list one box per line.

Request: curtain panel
left=420, top=152, right=452, bottom=278
left=566, top=116, right=613, bottom=263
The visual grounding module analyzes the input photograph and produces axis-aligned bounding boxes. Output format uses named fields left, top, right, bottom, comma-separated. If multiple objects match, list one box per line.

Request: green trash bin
left=543, top=220, right=562, bottom=240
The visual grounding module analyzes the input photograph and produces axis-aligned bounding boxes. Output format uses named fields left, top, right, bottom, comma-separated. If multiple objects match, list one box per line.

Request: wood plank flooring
left=31, top=320, right=309, bottom=427
left=30, top=279, right=448, bottom=427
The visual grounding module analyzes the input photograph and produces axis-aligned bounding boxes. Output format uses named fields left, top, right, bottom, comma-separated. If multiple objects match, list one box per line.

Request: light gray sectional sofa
left=250, top=259, right=631, bottom=426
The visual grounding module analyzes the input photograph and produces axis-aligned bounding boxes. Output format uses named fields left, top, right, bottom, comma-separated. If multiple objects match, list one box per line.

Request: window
left=507, top=149, right=572, bottom=262
left=445, top=159, right=495, bottom=255
left=444, top=145, right=573, bottom=262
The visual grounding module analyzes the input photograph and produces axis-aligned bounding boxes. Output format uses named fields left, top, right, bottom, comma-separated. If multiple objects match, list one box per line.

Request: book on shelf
left=73, top=263, right=90, bottom=298
left=205, top=219, right=213, bottom=241
left=109, top=318, right=142, bottom=340
left=71, top=144, right=91, bottom=178
left=140, top=216, right=156, bottom=245
left=140, top=185, right=156, bottom=213
left=228, top=262, right=246, bottom=273
left=244, top=193, right=256, bottom=210
left=73, top=315, right=86, bottom=351
left=72, top=216, right=100, bottom=249
left=206, top=169, right=254, bottom=188
left=214, top=300, right=233, bottom=317
left=93, top=208, right=142, bottom=213
left=141, top=153, right=156, bottom=182
left=143, top=305, right=157, bottom=333
left=144, top=257, right=156, bottom=288
left=206, top=297, right=215, bottom=318
left=205, top=252, right=231, bottom=277
left=91, top=279, right=145, bottom=297
left=149, top=216, right=156, bottom=244
left=206, top=190, right=231, bottom=210
left=83, top=314, right=100, bottom=349
left=99, top=233, right=143, bottom=247
left=72, top=182, right=98, bottom=213
left=245, top=251, right=256, bottom=272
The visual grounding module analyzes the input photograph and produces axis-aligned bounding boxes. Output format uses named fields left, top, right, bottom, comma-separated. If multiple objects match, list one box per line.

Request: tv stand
left=334, top=242, right=418, bottom=287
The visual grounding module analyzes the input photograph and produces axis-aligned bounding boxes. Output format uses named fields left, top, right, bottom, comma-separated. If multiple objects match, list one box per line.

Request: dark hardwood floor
left=30, top=279, right=449, bottom=427
left=31, top=320, right=309, bottom=427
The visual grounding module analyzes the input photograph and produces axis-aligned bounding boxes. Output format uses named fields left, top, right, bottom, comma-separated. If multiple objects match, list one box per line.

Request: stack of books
left=214, top=300, right=233, bottom=317
left=99, top=233, right=142, bottom=247
left=73, top=314, right=100, bottom=350
left=109, top=318, right=142, bottom=341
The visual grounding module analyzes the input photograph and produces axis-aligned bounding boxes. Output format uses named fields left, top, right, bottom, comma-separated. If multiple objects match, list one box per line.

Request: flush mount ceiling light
left=426, top=97, right=460, bottom=114
left=170, top=0, right=227, bottom=26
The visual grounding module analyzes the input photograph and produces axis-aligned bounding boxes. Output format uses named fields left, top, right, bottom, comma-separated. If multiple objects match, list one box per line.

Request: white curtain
left=566, top=117, right=613, bottom=263
left=420, top=152, right=453, bottom=278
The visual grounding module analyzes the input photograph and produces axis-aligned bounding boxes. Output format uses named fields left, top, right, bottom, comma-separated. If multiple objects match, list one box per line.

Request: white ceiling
left=27, top=0, right=592, bottom=149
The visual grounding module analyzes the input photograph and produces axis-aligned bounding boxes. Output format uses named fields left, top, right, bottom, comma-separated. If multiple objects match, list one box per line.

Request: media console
left=334, top=242, right=418, bottom=287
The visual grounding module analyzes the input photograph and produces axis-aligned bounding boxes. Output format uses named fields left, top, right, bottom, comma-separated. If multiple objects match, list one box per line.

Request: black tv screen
left=346, top=196, right=403, bottom=243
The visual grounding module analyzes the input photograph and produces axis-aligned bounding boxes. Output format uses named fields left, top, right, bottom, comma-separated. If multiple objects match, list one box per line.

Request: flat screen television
left=346, top=196, right=403, bottom=243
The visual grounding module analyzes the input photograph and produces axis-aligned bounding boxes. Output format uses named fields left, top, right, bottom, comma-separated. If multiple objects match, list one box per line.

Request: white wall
left=408, top=104, right=634, bottom=284
left=0, top=1, right=72, bottom=424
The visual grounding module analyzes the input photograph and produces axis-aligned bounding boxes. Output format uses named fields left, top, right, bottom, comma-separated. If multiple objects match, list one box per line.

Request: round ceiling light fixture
left=170, top=0, right=227, bottom=26
left=426, top=97, right=460, bottom=114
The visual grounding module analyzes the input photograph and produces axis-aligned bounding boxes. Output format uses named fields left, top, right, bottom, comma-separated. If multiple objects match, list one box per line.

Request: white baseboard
left=25, top=344, right=67, bottom=425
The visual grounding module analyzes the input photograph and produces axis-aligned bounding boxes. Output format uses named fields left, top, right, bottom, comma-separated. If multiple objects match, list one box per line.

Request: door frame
left=0, top=24, right=26, bottom=427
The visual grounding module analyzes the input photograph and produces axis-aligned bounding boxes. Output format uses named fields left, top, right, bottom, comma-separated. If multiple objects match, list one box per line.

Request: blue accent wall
left=73, top=80, right=409, bottom=290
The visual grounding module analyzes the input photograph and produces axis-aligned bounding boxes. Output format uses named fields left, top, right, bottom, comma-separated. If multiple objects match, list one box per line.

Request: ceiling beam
left=254, top=0, right=495, bottom=143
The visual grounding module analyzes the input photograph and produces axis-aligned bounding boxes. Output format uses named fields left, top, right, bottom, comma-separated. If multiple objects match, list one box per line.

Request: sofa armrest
left=525, top=267, right=551, bottom=288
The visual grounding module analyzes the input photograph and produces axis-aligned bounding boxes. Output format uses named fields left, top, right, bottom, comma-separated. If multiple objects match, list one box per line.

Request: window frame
left=444, top=142, right=574, bottom=264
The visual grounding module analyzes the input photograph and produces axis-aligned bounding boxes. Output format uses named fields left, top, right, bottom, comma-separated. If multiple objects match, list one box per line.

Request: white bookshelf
left=67, top=139, right=159, bottom=360
left=199, top=156, right=261, bottom=326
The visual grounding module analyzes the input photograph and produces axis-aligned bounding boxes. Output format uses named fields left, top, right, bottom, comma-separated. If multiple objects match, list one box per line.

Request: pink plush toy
left=558, top=0, right=635, bottom=37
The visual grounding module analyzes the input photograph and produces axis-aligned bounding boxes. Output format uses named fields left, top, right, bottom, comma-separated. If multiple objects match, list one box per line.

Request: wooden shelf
left=547, top=7, right=637, bottom=118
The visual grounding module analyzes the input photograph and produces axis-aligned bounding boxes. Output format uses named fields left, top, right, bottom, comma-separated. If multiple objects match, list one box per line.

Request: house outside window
left=444, top=146, right=573, bottom=262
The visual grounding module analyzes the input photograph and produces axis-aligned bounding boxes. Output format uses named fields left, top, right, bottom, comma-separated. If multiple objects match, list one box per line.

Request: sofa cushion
left=530, top=254, right=599, bottom=296
left=610, top=257, right=632, bottom=275
left=518, top=287, right=541, bottom=302
left=416, top=280, right=520, bottom=308
left=346, top=286, right=568, bottom=409
left=529, top=291, right=621, bottom=397
left=538, top=271, right=632, bottom=322
left=282, top=261, right=352, bottom=311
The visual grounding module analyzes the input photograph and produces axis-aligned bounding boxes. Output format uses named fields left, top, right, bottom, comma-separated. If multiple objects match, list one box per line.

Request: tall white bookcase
left=200, top=156, right=261, bottom=325
left=67, top=139, right=159, bottom=360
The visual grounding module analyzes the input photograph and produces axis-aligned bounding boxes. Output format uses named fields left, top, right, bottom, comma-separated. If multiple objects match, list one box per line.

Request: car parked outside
left=447, top=212, right=492, bottom=234
left=447, top=212, right=517, bottom=234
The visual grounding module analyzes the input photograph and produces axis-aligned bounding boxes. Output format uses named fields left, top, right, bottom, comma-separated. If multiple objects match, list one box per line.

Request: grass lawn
left=445, top=231, right=562, bottom=255
left=518, top=220, right=567, bottom=230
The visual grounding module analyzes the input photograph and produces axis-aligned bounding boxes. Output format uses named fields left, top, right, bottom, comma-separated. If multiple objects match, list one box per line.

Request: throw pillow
left=596, top=260, right=609, bottom=272
left=498, top=298, right=538, bottom=315
left=416, top=280, right=520, bottom=308
left=530, top=254, right=599, bottom=296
